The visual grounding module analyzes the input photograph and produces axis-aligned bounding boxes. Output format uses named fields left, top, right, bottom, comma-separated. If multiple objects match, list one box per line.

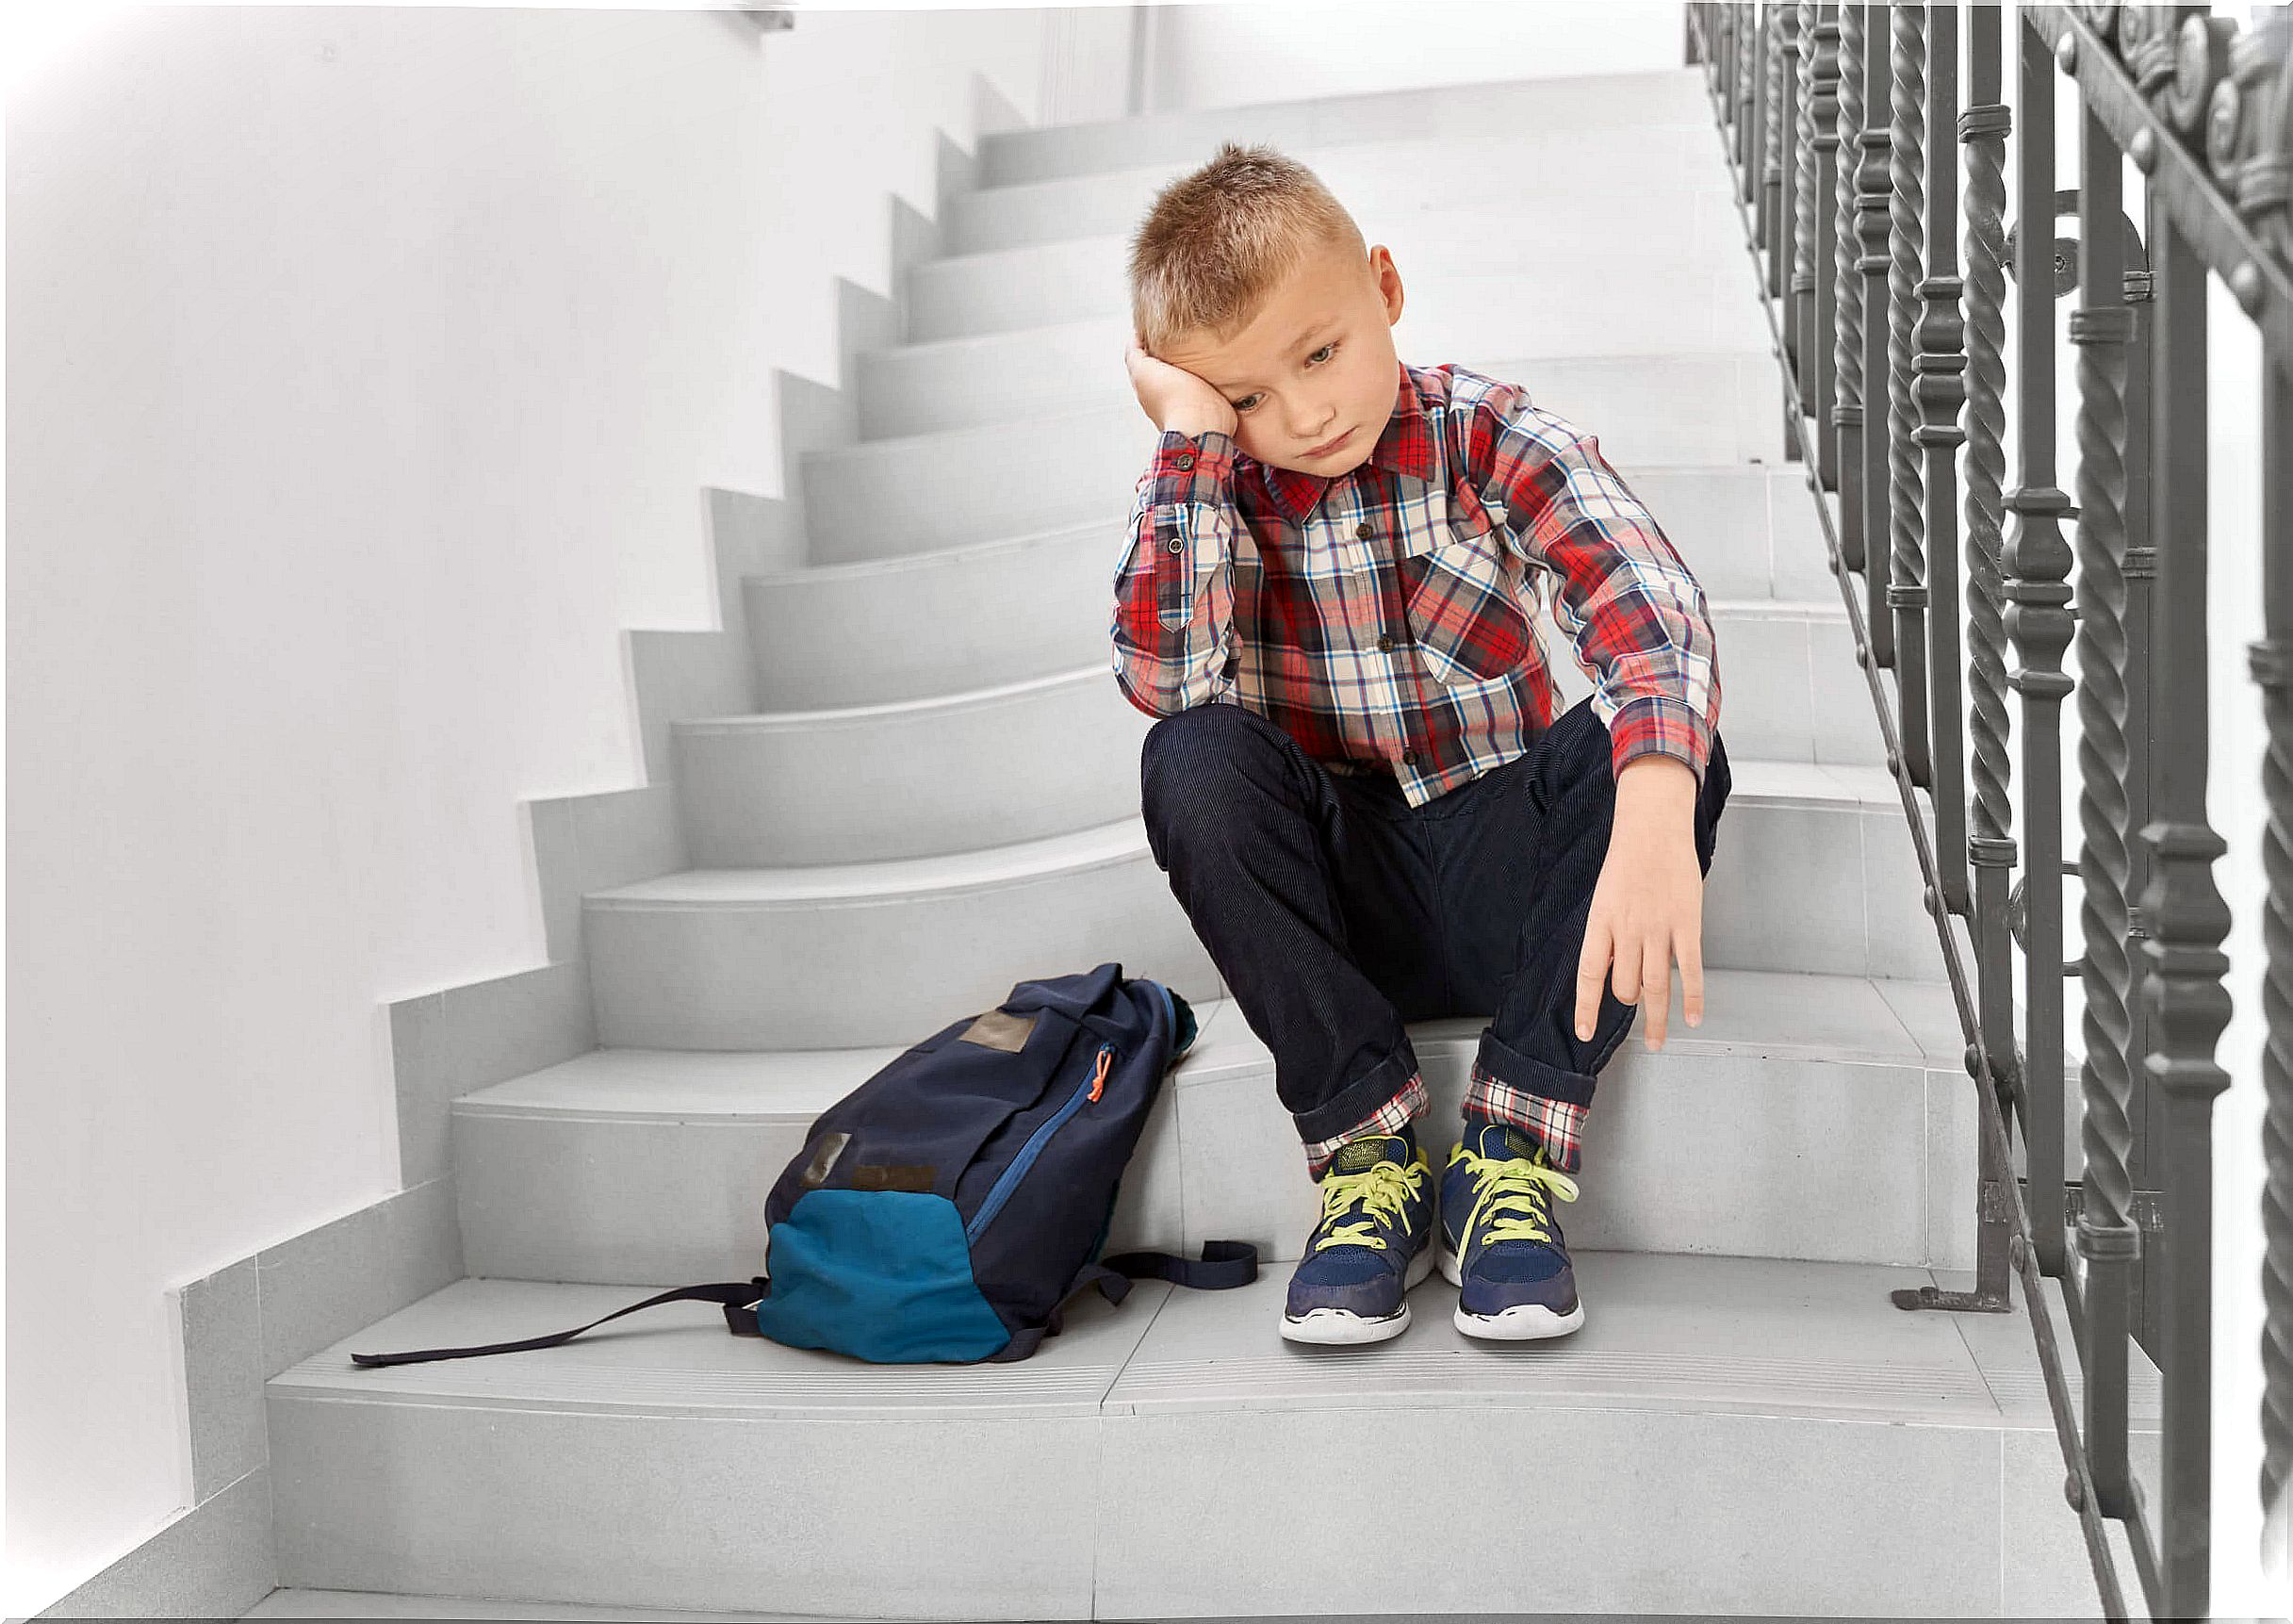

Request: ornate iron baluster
left=1962, top=5, right=2016, bottom=1127
left=1765, top=5, right=1788, bottom=285
left=1809, top=4, right=1843, bottom=486
left=2138, top=186, right=2232, bottom=1624
left=2005, top=11, right=2074, bottom=1288
left=1859, top=6, right=1896, bottom=672
left=2070, top=78, right=2139, bottom=1528
left=1793, top=1, right=1821, bottom=450
left=1917, top=2, right=1968, bottom=919
left=1889, top=3, right=1931, bottom=784
left=1834, top=4, right=1869, bottom=589
left=2263, top=342, right=2293, bottom=1550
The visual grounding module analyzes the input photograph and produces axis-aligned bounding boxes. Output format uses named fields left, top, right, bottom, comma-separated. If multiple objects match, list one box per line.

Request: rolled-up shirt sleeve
left=1108, top=427, right=1244, bottom=717
left=1461, top=385, right=1722, bottom=786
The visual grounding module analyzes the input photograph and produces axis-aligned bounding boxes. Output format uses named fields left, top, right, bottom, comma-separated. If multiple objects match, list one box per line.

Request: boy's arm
left=1460, top=385, right=1722, bottom=791
left=1460, top=383, right=1724, bottom=1048
left=1109, top=426, right=1245, bottom=716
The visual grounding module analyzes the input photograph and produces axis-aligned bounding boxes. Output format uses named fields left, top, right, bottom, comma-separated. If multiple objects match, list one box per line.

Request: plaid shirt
left=1108, top=357, right=1722, bottom=1177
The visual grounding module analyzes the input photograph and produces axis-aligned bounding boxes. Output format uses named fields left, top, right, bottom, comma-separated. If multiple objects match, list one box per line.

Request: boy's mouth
left=1303, top=426, right=1352, bottom=459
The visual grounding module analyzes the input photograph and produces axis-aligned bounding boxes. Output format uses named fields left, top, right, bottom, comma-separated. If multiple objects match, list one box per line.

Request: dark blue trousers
left=1138, top=696, right=1731, bottom=1162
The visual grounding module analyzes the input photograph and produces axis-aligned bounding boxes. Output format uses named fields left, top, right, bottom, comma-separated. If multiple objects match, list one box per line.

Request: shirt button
left=1166, top=537, right=1183, bottom=553
left=1401, top=749, right=1418, bottom=766
left=1174, top=452, right=1196, bottom=469
left=1355, top=520, right=1374, bottom=539
left=1376, top=633, right=1393, bottom=651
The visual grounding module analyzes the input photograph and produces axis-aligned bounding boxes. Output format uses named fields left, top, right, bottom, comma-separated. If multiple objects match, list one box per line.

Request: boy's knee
left=1140, top=701, right=1279, bottom=801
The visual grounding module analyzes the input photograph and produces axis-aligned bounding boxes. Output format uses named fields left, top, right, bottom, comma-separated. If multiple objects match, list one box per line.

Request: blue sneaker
left=1281, top=1129, right=1436, bottom=1345
left=1439, top=1121, right=1585, bottom=1339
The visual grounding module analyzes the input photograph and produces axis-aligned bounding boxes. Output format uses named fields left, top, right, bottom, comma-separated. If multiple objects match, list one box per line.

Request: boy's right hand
left=1125, top=334, right=1239, bottom=442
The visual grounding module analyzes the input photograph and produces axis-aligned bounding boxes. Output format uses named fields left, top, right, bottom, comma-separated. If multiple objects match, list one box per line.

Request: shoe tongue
left=1470, top=1122, right=1542, bottom=1163
left=1327, top=1132, right=1411, bottom=1177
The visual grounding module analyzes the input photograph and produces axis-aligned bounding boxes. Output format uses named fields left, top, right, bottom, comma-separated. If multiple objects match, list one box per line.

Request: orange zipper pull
left=1088, top=1045, right=1112, bottom=1102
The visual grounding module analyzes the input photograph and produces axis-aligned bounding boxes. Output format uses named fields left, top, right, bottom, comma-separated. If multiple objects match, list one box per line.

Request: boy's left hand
left=1574, top=755, right=1705, bottom=1051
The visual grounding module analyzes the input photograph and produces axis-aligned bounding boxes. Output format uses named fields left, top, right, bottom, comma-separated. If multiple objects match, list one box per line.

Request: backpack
left=350, top=960, right=1258, bottom=1369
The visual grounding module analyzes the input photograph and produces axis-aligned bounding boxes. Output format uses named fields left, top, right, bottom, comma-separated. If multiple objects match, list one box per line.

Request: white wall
left=5, top=6, right=1051, bottom=1613
left=1140, top=0, right=1688, bottom=112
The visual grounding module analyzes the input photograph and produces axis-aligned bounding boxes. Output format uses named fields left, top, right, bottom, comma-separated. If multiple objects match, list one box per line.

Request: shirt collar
left=1251, top=358, right=1439, bottom=526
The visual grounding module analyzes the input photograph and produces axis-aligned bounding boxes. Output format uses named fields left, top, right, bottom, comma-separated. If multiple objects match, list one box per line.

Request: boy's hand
left=1125, top=333, right=1239, bottom=441
left=1575, top=755, right=1706, bottom=1052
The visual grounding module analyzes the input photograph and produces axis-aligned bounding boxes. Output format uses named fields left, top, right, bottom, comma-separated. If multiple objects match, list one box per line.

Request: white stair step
left=906, top=244, right=1769, bottom=348
left=859, top=333, right=1784, bottom=461
left=909, top=188, right=1746, bottom=343
left=453, top=966, right=1974, bottom=1286
left=684, top=598, right=1878, bottom=868
left=245, top=1591, right=832, bottom=1621
left=803, top=412, right=1814, bottom=570
left=266, top=1251, right=2132, bottom=1618
left=973, top=68, right=1715, bottom=188
left=745, top=501, right=1836, bottom=714
left=948, top=124, right=1729, bottom=256
left=582, top=759, right=1944, bottom=1051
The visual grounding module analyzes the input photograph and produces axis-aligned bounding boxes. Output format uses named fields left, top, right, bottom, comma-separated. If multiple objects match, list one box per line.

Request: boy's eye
left=1231, top=342, right=1338, bottom=413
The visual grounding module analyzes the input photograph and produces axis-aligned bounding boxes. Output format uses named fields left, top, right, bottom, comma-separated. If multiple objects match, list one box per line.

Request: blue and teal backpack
left=351, top=961, right=1258, bottom=1368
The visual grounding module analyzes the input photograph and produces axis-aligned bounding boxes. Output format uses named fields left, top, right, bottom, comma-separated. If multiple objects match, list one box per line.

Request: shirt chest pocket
left=1398, top=496, right=1541, bottom=687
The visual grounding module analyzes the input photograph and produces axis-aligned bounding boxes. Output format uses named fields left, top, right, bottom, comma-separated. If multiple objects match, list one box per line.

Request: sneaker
left=1439, top=1120, right=1584, bottom=1339
left=1280, top=1129, right=1436, bottom=1345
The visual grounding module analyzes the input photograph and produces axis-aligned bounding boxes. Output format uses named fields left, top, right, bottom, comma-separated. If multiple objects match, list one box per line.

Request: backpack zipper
left=963, top=1043, right=1113, bottom=1242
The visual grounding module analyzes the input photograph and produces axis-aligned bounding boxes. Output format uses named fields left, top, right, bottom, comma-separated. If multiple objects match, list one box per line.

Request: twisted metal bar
left=1794, top=0, right=1820, bottom=406
left=1857, top=12, right=1894, bottom=672
left=1961, top=73, right=2012, bottom=859
left=1764, top=6, right=1788, bottom=284
left=2261, top=351, right=2293, bottom=1537
left=1889, top=3, right=1931, bottom=785
left=1915, top=1, right=1967, bottom=919
left=1809, top=5, right=1843, bottom=484
left=2071, top=100, right=2139, bottom=1525
left=1959, top=8, right=2017, bottom=1124
left=1833, top=3, right=1867, bottom=580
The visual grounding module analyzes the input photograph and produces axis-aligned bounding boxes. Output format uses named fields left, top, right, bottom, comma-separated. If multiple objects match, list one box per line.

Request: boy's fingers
left=1681, top=934, right=1705, bottom=1028
left=1574, top=923, right=1613, bottom=1042
left=1641, top=940, right=1671, bottom=1050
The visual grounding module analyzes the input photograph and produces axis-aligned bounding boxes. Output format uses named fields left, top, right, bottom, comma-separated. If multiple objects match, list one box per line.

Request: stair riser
left=911, top=189, right=1744, bottom=343
left=950, top=125, right=1727, bottom=255
left=860, top=342, right=1784, bottom=462
left=268, top=1392, right=2000, bottom=1617
left=806, top=412, right=1814, bottom=569
left=689, top=613, right=1879, bottom=867
left=976, top=69, right=1715, bottom=187
left=749, top=505, right=1839, bottom=712
left=452, top=1039, right=1976, bottom=1284
left=582, top=801, right=1942, bottom=1051
left=909, top=251, right=1767, bottom=346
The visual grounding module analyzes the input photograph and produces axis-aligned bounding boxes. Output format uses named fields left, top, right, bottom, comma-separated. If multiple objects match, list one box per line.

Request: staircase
left=253, top=68, right=2137, bottom=1620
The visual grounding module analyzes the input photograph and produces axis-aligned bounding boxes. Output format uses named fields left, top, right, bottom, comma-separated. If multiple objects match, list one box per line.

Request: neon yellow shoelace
left=1310, top=1156, right=1423, bottom=1255
left=1454, top=1145, right=1581, bottom=1246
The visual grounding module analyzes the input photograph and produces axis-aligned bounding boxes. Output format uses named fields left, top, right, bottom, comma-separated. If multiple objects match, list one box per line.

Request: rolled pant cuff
left=1466, top=1030, right=1597, bottom=1173
left=1293, top=1039, right=1427, bottom=1172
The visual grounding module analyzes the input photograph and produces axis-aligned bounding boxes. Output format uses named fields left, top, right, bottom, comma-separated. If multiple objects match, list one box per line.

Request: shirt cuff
left=1150, top=427, right=1237, bottom=506
left=1608, top=696, right=1712, bottom=788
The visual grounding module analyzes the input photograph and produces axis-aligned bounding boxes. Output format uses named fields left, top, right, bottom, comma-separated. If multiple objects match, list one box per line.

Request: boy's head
left=1128, top=141, right=1405, bottom=478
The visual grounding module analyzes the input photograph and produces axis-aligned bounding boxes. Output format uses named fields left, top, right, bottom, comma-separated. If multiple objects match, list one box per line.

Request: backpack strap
left=349, top=1279, right=768, bottom=1368
left=1099, top=1238, right=1258, bottom=1290
left=982, top=1239, right=1261, bottom=1363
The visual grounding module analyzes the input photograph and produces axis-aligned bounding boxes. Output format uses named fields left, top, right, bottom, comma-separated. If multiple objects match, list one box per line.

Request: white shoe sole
left=1280, top=1240, right=1437, bottom=1345
left=1437, top=1244, right=1586, bottom=1339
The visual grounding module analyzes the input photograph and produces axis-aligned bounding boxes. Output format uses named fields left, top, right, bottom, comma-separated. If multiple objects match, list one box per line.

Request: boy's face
left=1155, top=239, right=1406, bottom=478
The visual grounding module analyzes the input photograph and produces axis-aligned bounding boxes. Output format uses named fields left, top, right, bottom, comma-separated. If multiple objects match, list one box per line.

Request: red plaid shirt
left=1108, top=358, right=1722, bottom=806
left=1107, top=358, right=1723, bottom=1178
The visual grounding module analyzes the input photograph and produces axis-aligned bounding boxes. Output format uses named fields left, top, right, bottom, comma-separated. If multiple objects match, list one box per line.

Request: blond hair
left=1126, top=140, right=1367, bottom=358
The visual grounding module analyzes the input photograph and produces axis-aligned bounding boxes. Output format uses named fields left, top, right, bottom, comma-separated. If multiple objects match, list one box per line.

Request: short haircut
left=1126, top=140, right=1367, bottom=358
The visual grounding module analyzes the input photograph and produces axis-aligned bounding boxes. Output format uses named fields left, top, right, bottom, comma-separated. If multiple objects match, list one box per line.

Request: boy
left=1110, top=141, right=1732, bottom=1347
